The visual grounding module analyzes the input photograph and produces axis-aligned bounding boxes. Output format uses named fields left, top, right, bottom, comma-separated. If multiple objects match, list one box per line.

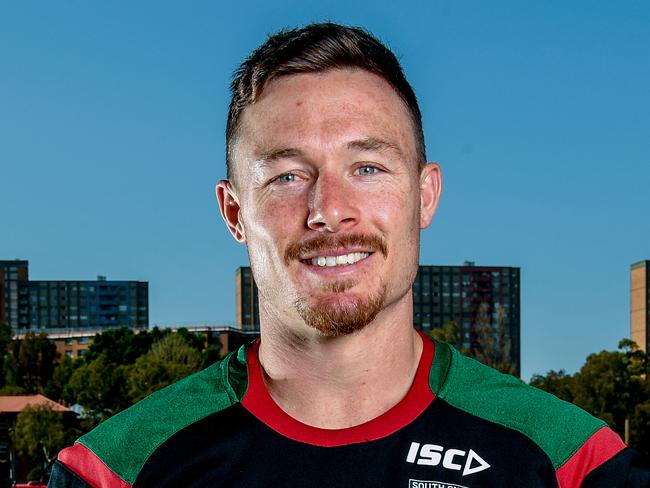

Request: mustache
left=284, top=233, right=388, bottom=265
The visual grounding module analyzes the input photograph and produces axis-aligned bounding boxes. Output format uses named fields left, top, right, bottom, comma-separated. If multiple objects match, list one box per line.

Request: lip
left=299, top=248, right=375, bottom=261
left=299, top=251, right=376, bottom=277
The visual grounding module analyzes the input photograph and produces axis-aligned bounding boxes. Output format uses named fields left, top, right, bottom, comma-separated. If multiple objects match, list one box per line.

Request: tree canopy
left=531, top=339, right=650, bottom=458
left=12, top=404, right=67, bottom=465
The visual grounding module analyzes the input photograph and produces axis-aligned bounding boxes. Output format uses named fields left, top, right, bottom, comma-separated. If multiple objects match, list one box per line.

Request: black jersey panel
left=48, top=460, right=93, bottom=488
left=580, top=448, right=650, bottom=488
left=134, top=398, right=558, bottom=487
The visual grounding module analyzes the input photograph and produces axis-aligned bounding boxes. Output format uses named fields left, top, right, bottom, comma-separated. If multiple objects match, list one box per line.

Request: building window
left=66, top=350, right=73, bottom=358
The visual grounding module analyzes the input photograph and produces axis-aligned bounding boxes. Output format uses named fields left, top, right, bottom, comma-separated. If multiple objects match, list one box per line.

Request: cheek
left=370, top=186, right=419, bottom=235
left=244, top=197, right=305, bottom=251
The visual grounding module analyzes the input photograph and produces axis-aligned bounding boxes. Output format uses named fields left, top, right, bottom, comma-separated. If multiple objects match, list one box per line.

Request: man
left=50, top=23, right=648, bottom=487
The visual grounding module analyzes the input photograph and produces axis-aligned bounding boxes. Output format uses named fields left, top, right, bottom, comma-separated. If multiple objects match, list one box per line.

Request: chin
left=293, top=285, right=387, bottom=337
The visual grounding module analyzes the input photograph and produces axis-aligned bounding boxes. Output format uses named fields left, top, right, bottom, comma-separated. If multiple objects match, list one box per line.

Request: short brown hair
left=226, top=22, right=426, bottom=180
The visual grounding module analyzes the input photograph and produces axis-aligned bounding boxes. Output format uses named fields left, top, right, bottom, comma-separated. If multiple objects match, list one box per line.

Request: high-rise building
left=235, top=262, right=521, bottom=374
left=235, top=267, right=260, bottom=331
left=0, top=259, right=148, bottom=334
left=0, top=260, right=30, bottom=330
left=28, top=277, right=148, bottom=332
left=412, top=262, right=520, bottom=375
left=631, top=260, right=650, bottom=352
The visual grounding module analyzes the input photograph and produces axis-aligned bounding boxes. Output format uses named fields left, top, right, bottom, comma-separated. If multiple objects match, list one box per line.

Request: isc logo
left=405, top=442, right=491, bottom=477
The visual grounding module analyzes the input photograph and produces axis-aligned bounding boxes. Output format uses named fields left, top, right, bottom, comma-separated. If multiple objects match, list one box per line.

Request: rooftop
left=0, top=394, right=69, bottom=413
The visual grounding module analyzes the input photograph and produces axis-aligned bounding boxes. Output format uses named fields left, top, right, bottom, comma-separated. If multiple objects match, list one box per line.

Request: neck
left=257, top=294, right=423, bottom=429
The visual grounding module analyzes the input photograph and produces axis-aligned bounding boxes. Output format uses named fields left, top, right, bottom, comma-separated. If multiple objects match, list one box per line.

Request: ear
left=419, top=163, right=442, bottom=229
left=216, top=180, right=247, bottom=243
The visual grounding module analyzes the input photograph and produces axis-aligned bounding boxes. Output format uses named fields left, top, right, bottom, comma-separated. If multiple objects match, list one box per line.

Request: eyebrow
left=256, top=147, right=305, bottom=167
left=346, top=137, right=403, bottom=158
left=255, top=137, right=404, bottom=167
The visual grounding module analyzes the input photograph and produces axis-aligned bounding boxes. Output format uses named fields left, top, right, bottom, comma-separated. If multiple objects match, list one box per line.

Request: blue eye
left=277, top=173, right=296, bottom=183
left=357, top=166, right=377, bottom=176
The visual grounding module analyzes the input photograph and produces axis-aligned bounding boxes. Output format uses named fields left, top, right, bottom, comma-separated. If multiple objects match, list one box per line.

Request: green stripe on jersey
left=79, top=348, right=248, bottom=484
left=429, top=340, right=606, bottom=469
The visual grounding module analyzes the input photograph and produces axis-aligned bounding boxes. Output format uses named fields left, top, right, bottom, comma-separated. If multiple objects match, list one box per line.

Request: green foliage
left=83, top=327, right=154, bottom=365
left=0, top=321, right=13, bottom=353
left=4, top=333, right=59, bottom=393
left=0, top=320, right=12, bottom=389
left=126, top=334, right=203, bottom=403
left=572, top=349, right=644, bottom=432
left=428, top=321, right=461, bottom=346
left=66, top=331, right=207, bottom=419
left=202, top=344, right=222, bottom=368
left=529, top=370, right=575, bottom=403
left=631, top=400, right=650, bottom=459
left=12, top=404, right=66, bottom=464
left=428, top=318, right=516, bottom=375
left=26, top=466, right=45, bottom=482
left=531, top=339, right=650, bottom=459
left=0, top=324, right=223, bottom=462
left=149, top=333, right=203, bottom=368
left=0, top=384, right=27, bottom=395
left=45, top=356, right=79, bottom=402
left=67, top=354, right=130, bottom=419
left=174, top=327, right=206, bottom=352
left=470, top=302, right=516, bottom=375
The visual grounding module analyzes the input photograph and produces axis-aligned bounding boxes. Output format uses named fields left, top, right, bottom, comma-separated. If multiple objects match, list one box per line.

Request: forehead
left=233, top=68, right=418, bottom=166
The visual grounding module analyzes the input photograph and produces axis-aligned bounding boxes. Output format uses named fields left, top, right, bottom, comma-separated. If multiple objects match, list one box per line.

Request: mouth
left=302, top=251, right=372, bottom=268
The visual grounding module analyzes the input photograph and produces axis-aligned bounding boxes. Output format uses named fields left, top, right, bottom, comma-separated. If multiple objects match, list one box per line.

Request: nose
left=307, top=171, right=359, bottom=232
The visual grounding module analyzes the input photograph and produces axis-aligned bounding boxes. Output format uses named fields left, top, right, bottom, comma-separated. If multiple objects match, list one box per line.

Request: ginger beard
left=285, top=234, right=389, bottom=337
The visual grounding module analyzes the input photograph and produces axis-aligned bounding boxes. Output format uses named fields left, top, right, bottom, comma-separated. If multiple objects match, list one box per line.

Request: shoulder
left=57, top=348, right=249, bottom=486
left=430, top=339, right=610, bottom=471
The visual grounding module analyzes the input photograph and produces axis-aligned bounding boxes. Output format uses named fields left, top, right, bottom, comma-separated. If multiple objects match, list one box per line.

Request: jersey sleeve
left=48, top=459, right=92, bottom=488
left=48, top=443, right=132, bottom=488
left=580, top=447, right=650, bottom=487
left=555, top=426, right=650, bottom=487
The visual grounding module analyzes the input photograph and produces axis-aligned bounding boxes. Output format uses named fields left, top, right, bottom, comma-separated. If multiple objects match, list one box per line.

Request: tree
left=0, top=321, right=13, bottom=351
left=67, top=354, right=130, bottom=419
left=428, top=319, right=519, bottom=375
left=471, top=302, right=516, bottom=375
left=149, top=333, right=203, bottom=369
left=0, top=321, right=13, bottom=389
left=4, top=333, right=58, bottom=393
left=571, top=349, right=644, bottom=433
left=126, top=334, right=203, bottom=403
left=631, top=400, right=650, bottom=459
left=529, top=369, right=575, bottom=403
left=428, top=320, right=460, bottom=346
left=530, top=339, right=650, bottom=458
left=82, top=327, right=154, bottom=365
left=45, top=356, right=79, bottom=402
left=202, top=343, right=222, bottom=368
left=12, top=404, right=66, bottom=469
left=174, top=327, right=206, bottom=353
left=0, top=385, right=26, bottom=395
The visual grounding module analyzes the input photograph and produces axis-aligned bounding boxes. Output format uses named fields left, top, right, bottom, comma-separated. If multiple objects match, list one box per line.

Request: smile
left=308, top=252, right=371, bottom=267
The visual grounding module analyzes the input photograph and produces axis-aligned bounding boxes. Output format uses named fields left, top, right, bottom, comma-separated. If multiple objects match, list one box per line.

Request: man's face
left=219, top=68, right=440, bottom=336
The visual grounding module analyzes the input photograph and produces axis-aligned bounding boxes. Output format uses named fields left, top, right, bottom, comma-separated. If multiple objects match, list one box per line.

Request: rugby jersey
left=50, top=335, right=649, bottom=487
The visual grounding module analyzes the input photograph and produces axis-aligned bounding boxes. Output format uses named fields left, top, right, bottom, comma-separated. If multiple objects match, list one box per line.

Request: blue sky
left=1, top=1, right=648, bottom=380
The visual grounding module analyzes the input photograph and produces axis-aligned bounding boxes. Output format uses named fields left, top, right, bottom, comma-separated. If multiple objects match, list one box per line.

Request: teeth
left=310, top=252, right=370, bottom=267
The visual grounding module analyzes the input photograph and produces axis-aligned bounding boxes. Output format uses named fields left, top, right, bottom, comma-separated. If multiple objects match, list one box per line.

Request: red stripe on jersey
left=555, top=426, right=626, bottom=488
left=242, top=331, right=435, bottom=447
left=58, top=443, right=131, bottom=488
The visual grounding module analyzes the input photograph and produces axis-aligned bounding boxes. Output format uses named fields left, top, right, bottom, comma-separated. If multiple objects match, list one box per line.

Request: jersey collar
left=241, top=331, right=436, bottom=447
